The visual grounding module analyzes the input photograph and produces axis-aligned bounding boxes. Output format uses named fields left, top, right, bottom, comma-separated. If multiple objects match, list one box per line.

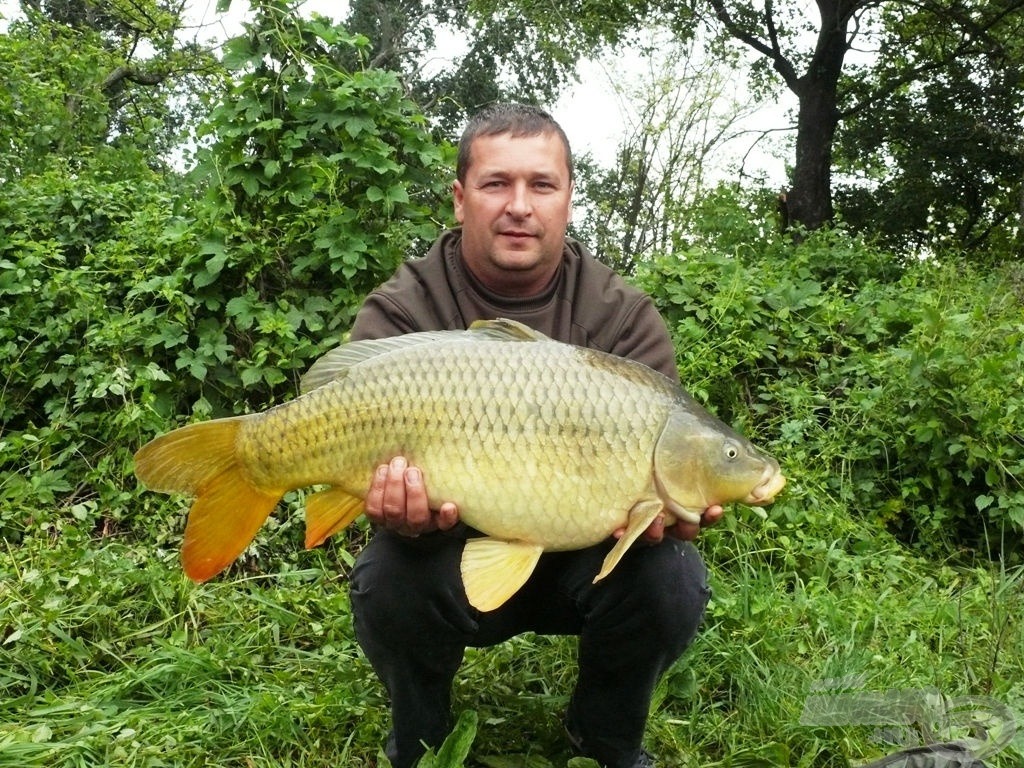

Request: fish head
left=653, top=404, right=786, bottom=516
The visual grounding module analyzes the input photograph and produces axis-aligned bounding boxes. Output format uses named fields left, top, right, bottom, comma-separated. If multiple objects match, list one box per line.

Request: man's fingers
left=437, top=502, right=460, bottom=531
left=666, top=506, right=725, bottom=541
left=364, top=464, right=389, bottom=524
left=380, top=456, right=408, bottom=527
left=702, top=505, right=725, bottom=527
left=403, top=466, right=431, bottom=529
left=642, top=513, right=666, bottom=543
left=668, top=519, right=701, bottom=541
left=364, top=457, right=460, bottom=536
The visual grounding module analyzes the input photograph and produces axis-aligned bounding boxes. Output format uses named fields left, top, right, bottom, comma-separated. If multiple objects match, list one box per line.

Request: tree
left=213, top=0, right=591, bottom=138
left=833, top=5, right=1024, bottom=257
left=480, top=0, right=1024, bottom=240
left=1, top=0, right=221, bottom=178
left=340, top=0, right=577, bottom=134
left=703, top=0, right=1024, bottom=234
left=571, top=29, right=760, bottom=272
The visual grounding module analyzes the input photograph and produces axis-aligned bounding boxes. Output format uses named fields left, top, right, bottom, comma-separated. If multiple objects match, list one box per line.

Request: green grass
left=2, top=491, right=1022, bottom=768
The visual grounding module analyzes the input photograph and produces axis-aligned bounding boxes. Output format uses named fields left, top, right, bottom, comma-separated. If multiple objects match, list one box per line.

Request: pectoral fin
left=593, top=500, right=664, bottom=583
left=460, top=538, right=544, bottom=612
left=304, top=487, right=365, bottom=548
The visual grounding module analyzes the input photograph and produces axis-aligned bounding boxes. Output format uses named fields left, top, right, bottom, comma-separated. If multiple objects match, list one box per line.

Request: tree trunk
left=788, top=79, right=839, bottom=231
left=709, top=0, right=857, bottom=233
left=784, top=0, right=853, bottom=232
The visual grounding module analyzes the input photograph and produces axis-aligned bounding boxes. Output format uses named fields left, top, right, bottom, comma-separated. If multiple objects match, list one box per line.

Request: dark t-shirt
left=351, top=229, right=679, bottom=383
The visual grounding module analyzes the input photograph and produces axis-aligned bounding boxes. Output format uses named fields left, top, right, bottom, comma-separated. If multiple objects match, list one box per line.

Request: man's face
left=453, top=131, right=573, bottom=296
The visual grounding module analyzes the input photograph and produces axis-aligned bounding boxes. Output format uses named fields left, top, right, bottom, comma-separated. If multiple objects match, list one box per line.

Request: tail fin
left=134, top=418, right=285, bottom=582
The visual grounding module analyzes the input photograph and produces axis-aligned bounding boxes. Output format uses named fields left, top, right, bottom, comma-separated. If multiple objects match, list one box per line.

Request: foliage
left=637, top=186, right=1024, bottom=560
left=0, top=2, right=221, bottom=180
left=0, top=157, right=195, bottom=545
left=0, top=1, right=453, bottom=548
left=0, top=17, right=112, bottom=179
left=833, top=2, right=1024, bottom=257
left=485, top=0, right=1024, bottom=243
left=341, top=0, right=579, bottom=135
left=217, top=0, right=595, bottom=138
left=187, top=1, right=453, bottom=403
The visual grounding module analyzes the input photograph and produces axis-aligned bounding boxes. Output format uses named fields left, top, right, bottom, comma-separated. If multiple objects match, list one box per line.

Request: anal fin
left=460, top=538, right=544, bottom=612
left=593, top=500, right=664, bottom=583
left=304, top=487, right=365, bottom=548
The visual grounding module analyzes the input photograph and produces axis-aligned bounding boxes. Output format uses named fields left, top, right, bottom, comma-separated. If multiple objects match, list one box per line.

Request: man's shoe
left=564, top=721, right=656, bottom=768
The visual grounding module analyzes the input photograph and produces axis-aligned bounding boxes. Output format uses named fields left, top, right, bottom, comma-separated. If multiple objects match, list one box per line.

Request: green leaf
left=226, top=295, right=258, bottom=330
left=240, top=366, right=263, bottom=388
left=417, top=710, right=478, bottom=767
left=344, top=114, right=376, bottom=138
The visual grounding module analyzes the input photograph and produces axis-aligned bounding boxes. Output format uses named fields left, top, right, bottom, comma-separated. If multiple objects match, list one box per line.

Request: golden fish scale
left=238, top=339, right=678, bottom=549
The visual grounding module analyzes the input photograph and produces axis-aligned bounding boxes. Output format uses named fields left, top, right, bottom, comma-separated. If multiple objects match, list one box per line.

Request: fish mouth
left=745, top=465, right=786, bottom=506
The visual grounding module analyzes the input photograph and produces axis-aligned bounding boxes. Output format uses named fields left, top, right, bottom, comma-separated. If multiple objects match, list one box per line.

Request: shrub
left=638, top=190, right=1024, bottom=560
left=0, top=7, right=453, bottom=551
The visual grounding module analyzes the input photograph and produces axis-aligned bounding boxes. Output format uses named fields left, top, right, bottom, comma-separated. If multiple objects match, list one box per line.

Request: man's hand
left=365, top=456, right=459, bottom=537
left=615, top=505, right=725, bottom=544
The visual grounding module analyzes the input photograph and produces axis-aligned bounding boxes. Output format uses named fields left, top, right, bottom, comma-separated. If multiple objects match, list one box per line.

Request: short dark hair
left=455, top=102, right=574, bottom=183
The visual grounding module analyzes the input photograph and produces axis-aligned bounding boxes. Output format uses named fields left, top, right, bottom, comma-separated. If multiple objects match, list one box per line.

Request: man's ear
left=453, top=179, right=465, bottom=223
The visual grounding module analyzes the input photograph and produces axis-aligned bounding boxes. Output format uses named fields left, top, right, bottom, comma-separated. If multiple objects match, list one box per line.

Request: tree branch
left=839, top=0, right=1024, bottom=120
left=709, top=0, right=800, bottom=89
left=101, top=65, right=168, bottom=98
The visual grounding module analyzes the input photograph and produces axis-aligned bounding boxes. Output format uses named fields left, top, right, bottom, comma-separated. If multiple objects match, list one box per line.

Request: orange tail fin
left=134, top=418, right=284, bottom=582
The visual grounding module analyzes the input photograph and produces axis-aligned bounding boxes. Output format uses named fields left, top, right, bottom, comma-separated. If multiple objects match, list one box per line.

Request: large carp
left=134, top=319, right=785, bottom=611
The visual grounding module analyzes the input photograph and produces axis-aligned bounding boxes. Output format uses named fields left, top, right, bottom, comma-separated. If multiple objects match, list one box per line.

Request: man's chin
left=492, top=249, right=541, bottom=270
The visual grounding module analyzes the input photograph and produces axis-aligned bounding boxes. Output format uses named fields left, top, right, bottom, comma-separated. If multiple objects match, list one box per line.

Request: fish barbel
left=134, top=319, right=785, bottom=610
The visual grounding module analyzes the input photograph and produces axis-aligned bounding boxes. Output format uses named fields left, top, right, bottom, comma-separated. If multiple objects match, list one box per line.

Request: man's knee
left=644, top=540, right=710, bottom=640
left=592, top=540, right=710, bottom=650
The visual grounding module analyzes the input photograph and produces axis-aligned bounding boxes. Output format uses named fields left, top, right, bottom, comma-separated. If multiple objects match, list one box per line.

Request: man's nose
left=506, top=182, right=531, bottom=218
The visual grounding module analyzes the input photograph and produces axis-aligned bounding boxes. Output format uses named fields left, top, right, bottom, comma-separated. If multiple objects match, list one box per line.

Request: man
left=348, top=102, right=721, bottom=768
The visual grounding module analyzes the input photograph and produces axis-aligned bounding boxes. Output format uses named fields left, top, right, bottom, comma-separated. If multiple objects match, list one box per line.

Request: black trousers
left=349, top=529, right=710, bottom=768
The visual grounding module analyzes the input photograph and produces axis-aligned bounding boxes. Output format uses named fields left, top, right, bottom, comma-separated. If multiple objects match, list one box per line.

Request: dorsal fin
left=301, top=330, right=457, bottom=393
left=468, top=318, right=549, bottom=342
left=300, top=318, right=548, bottom=394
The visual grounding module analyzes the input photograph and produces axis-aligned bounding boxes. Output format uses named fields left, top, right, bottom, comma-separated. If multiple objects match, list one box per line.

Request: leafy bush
left=181, top=3, right=453, bottom=409
left=638, top=189, right=1024, bottom=561
left=0, top=159, right=190, bottom=543
left=0, top=6, right=453, bottom=549
left=853, top=263, right=1024, bottom=554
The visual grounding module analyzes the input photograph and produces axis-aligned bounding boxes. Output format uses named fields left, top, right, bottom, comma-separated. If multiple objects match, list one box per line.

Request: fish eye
left=724, top=443, right=739, bottom=460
